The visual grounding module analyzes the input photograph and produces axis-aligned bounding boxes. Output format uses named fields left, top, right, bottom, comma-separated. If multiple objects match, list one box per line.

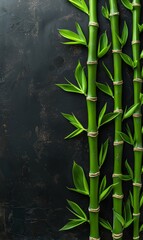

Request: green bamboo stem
left=87, top=0, right=100, bottom=239
left=132, top=1, right=142, bottom=239
left=109, top=1, right=123, bottom=239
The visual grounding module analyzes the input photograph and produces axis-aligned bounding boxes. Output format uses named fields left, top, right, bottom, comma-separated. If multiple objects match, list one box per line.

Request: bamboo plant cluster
left=57, top=0, right=143, bottom=239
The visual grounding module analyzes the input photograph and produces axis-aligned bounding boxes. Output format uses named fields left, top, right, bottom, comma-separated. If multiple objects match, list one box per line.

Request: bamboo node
left=114, top=109, right=123, bottom=113
left=112, top=49, right=122, bottom=53
left=132, top=2, right=141, bottom=7
left=109, top=12, right=119, bottom=16
left=89, top=172, right=100, bottom=178
left=112, top=173, right=122, bottom=178
left=89, top=237, right=100, bottom=240
left=133, top=113, right=142, bottom=118
left=133, top=213, right=140, bottom=217
left=86, top=96, right=97, bottom=102
left=133, top=147, right=143, bottom=152
left=133, top=78, right=143, bottom=83
left=87, top=60, right=98, bottom=65
left=133, top=182, right=142, bottom=188
left=133, top=236, right=140, bottom=240
left=89, top=21, right=99, bottom=27
left=131, top=40, right=140, bottom=45
left=112, top=194, right=124, bottom=199
left=113, top=81, right=123, bottom=86
left=112, top=233, right=123, bottom=239
left=87, top=131, right=99, bottom=138
left=88, top=207, right=100, bottom=213
left=113, top=141, right=124, bottom=146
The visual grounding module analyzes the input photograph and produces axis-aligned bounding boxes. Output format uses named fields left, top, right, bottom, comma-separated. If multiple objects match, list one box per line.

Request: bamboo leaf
left=140, top=224, right=143, bottom=233
left=65, top=128, right=84, bottom=139
left=62, top=113, right=84, bottom=129
left=98, top=32, right=110, bottom=58
left=124, top=198, right=132, bottom=223
left=96, top=82, right=114, bottom=98
left=138, top=24, right=143, bottom=33
left=100, top=112, right=120, bottom=127
left=99, top=183, right=117, bottom=202
left=75, top=62, right=87, bottom=94
left=140, top=50, right=143, bottom=59
left=120, top=53, right=135, bottom=68
left=98, top=43, right=111, bottom=58
left=68, top=188, right=89, bottom=195
left=140, top=93, right=143, bottom=105
left=123, top=103, right=139, bottom=120
left=121, top=21, right=128, bottom=47
left=126, top=124, right=134, bottom=144
left=125, top=160, right=133, bottom=179
left=119, top=174, right=132, bottom=181
left=102, top=62, right=114, bottom=81
left=71, top=162, right=89, bottom=195
left=56, top=82, right=83, bottom=94
left=59, top=23, right=87, bottom=46
left=98, top=103, right=107, bottom=128
left=124, top=219, right=134, bottom=228
left=119, top=132, right=134, bottom=145
left=68, top=0, right=89, bottom=15
left=101, top=4, right=110, bottom=20
left=121, top=0, right=133, bottom=10
left=140, top=193, right=143, bottom=207
left=141, top=67, right=143, bottom=79
left=114, top=211, right=125, bottom=227
left=99, top=218, right=112, bottom=231
left=60, top=218, right=86, bottom=231
left=99, top=176, right=107, bottom=196
left=129, top=191, right=133, bottom=207
left=99, top=139, right=109, bottom=168
left=67, top=200, right=87, bottom=219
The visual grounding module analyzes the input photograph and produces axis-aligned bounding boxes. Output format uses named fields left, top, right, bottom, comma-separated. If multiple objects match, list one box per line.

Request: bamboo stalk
left=108, top=1, right=123, bottom=239
left=87, top=0, right=100, bottom=239
left=132, top=1, right=142, bottom=239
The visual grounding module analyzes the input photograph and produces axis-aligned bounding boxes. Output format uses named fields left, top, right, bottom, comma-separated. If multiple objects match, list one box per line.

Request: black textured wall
left=0, top=0, right=142, bottom=240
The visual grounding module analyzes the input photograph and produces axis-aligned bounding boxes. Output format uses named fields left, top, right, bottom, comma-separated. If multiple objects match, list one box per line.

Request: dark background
left=0, top=0, right=142, bottom=239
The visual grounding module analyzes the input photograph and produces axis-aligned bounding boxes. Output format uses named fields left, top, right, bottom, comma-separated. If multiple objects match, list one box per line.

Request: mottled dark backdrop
left=0, top=0, right=142, bottom=239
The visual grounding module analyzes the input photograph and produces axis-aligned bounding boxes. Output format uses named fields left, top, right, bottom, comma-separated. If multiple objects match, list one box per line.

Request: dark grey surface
left=0, top=0, right=142, bottom=239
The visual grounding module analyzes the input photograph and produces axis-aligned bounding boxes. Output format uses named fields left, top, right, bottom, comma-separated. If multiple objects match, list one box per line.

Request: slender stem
left=132, top=1, right=142, bottom=239
left=109, top=1, right=123, bottom=239
left=87, top=0, right=99, bottom=239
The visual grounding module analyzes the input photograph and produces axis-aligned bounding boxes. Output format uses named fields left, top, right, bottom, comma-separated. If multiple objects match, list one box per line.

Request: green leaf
left=98, top=32, right=110, bottom=58
left=140, top=224, right=143, bottom=233
left=140, top=50, right=143, bottom=59
left=62, top=113, right=84, bottom=129
left=99, top=139, right=109, bottom=168
left=100, top=112, right=120, bottom=127
left=126, top=124, right=134, bottom=145
left=60, top=218, right=86, bottom=231
left=68, top=0, right=89, bottom=15
left=138, top=24, right=143, bottom=33
left=96, top=82, right=114, bottom=98
left=98, top=103, right=107, bottom=128
left=141, top=67, right=143, bottom=79
left=129, top=191, right=133, bottom=207
left=114, top=211, right=125, bottom=227
left=121, top=0, right=133, bottom=10
left=124, top=199, right=132, bottom=223
left=140, top=193, right=143, bottom=207
left=120, top=53, right=135, bottom=68
left=67, top=200, right=87, bottom=220
left=102, top=62, right=114, bottom=81
left=124, top=219, right=134, bottom=228
left=71, top=162, right=89, bottom=195
left=65, top=128, right=84, bottom=139
left=56, top=81, right=84, bottom=94
left=100, top=218, right=112, bottom=231
left=123, top=103, right=139, bottom=120
left=119, top=132, right=134, bottom=145
left=121, top=21, right=128, bottom=47
left=75, top=61, right=87, bottom=94
left=101, top=4, right=110, bottom=20
left=59, top=23, right=87, bottom=46
left=119, top=174, right=132, bottom=181
left=99, top=176, right=107, bottom=196
left=140, top=93, right=143, bottom=105
left=99, top=183, right=117, bottom=202
left=125, top=160, right=133, bottom=179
